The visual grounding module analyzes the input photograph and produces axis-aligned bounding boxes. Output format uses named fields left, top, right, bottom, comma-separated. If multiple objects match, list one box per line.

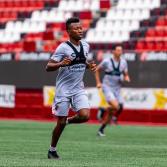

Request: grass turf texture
left=0, top=121, right=167, bottom=167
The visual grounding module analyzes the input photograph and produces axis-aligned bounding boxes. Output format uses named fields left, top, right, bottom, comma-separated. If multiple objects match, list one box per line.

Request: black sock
left=99, top=124, right=106, bottom=133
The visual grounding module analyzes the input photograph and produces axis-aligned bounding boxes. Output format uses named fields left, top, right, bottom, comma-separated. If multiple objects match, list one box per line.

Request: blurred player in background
left=46, top=17, right=96, bottom=159
left=95, top=45, right=130, bottom=136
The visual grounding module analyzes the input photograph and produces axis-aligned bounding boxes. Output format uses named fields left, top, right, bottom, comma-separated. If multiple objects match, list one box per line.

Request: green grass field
left=0, top=121, right=167, bottom=167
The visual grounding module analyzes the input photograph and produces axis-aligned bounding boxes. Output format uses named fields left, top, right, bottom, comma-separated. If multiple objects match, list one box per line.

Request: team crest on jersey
left=71, top=53, right=76, bottom=59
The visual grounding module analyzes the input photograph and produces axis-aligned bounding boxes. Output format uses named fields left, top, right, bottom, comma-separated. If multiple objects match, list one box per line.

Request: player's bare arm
left=123, top=71, right=130, bottom=82
left=95, top=65, right=102, bottom=88
left=46, top=57, right=72, bottom=72
left=86, top=61, right=97, bottom=72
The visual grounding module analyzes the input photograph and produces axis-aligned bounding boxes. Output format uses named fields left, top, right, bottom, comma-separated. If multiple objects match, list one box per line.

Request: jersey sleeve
left=98, top=58, right=108, bottom=70
left=50, top=43, right=65, bottom=62
left=85, top=42, right=90, bottom=53
left=81, top=40, right=90, bottom=53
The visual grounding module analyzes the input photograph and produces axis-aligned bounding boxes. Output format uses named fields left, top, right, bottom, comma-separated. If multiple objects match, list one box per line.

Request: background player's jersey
left=99, top=55, right=128, bottom=90
left=50, top=40, right=89, bottom=96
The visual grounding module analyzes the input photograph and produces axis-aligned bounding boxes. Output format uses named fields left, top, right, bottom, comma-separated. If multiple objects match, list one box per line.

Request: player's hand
left=88, top=61, right=97, bottom=72
left=60, top=57, right=72, bottom=67
left=124, top=76, right=130, bottom=82
left=96, top=83, right=102, bottom=88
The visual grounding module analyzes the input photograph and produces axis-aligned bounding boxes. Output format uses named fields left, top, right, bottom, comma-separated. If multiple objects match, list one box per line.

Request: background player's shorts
left=52, top=92, right=90, bottom=116
left=102, top=86, right=123, bottom=104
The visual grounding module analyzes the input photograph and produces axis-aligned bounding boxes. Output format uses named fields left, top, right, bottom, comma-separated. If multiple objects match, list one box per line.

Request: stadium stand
left=0, top=0, right=167, bottom=53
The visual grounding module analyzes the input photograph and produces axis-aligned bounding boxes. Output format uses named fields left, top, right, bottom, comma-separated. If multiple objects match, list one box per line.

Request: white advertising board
left=0, top=85, right=15, bottom=108
left=43, top=86, right=167, bottom=110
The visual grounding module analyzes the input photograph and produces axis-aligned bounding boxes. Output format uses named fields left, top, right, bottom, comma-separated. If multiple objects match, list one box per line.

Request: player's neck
left=113, top=55, right=120, bottom=62
left=69, top=38, right=80, bottom=46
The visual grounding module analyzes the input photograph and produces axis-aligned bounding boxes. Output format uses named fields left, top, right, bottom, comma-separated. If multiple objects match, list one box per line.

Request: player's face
left=68, top=22, right=83, bottom=40
left=114, top=46, right=123, bottom=57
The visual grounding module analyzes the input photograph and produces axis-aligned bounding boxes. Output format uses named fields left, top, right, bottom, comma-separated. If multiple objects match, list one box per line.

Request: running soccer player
left=95, top=45, right=130, bottom=136
left=46, top=17, right=96, bottom=159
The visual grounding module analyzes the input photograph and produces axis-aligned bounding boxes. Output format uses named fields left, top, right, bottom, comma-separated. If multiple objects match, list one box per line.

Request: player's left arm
left=86, top=61, right=97, bottom=72
left=84, top=41, right=97, bottom=72
left=122, top=60, right=131, bottom=82
left=123, top=71, right=130, bottom=82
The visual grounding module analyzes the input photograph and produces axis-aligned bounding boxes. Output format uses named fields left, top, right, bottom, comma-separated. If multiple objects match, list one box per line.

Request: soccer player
left=46, top=17, right=96, bottom=159
left=95, top=45, right=130, bottom=136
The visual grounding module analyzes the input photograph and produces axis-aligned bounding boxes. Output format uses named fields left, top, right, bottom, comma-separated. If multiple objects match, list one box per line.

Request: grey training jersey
left=50, top=40, right=89, bottom=96
left=99, top=55, right=128, bottom=89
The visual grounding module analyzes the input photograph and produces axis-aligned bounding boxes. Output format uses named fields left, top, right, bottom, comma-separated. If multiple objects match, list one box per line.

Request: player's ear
left=66, top=28, right=71, bottom=34
left=66, top=25, right=71, bottom=34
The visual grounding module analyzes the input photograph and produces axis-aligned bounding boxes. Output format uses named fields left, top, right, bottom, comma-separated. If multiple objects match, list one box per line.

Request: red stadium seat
left=82, top=20, right=91, bottom=31
left=0, top=1, right=5, bottom=8
left=155, top=41, right=164, bottom=51
left=25, top=33, right=43, bottom=41
left=155, top=28, right=164, bottom=39
left=47, top=23, right=63, bottom=31
left=79, top=11, right=92, bottom=20
left=136, top=40, right=145, bottom=51
left=146, top=29, right=156, bottom=38
left=156, top=17, right=166, bottom=27
left=164, top=41, right=167, bottom=51
left=100, top=0, right=111, bottom=10
left=23, top=41, right=36, bottom=52
left=164, top=29, right=167, bottom=37
left=43, top=41, right=58, bottom=52
left=145, top=41, right=155, bottom=51
left=43, top=31, right=54, bottom=40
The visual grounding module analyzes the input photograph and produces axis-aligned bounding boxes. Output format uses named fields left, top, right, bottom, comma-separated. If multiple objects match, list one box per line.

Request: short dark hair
left=113, top=44, right=123, bottom=50
left=66, top=17, right=80, bottom=30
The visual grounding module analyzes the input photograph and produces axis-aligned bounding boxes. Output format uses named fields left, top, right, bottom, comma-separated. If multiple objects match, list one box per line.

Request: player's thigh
left=103, top=89, right=119, bottom=110
left=108, top=99, right=119, bottom=110
left=115, top=90, right=123, bottom=104
left=52, top=96, right=70, bottom=116
left=71, top=93, right=90, bottom=115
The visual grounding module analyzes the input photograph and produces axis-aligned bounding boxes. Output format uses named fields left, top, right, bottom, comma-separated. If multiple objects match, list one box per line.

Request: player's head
left=113, top=44, right=123, bottom=57
left=66, top=17, right=83, bottom=41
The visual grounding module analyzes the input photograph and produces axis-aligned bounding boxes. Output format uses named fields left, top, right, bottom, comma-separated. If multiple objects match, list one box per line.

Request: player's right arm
left=122, top=59, right=131, bottom=82
left=95, top=58, right=108, bottom=88
left=95, top=65, right=102, bottom=88
left=45, top=43, right=71, bottom=72
left=46, top=58, right=71, bottom=72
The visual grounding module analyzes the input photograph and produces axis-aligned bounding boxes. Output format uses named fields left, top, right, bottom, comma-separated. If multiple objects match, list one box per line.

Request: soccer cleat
left=97, top=131, right=106, bottom=137
left=48, top=150, right=60, bottom=159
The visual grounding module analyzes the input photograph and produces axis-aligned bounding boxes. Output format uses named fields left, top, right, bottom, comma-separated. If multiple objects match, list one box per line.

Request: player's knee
left=80, top=110, right=90, bottom=122
left=110, top=103, right=119, bottom=110
left=82, top=114, right=90, bottom=122
left=114, top=104, right=123, bottom=111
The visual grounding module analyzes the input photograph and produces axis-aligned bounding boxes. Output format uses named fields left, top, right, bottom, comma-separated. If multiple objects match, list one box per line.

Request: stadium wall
left=1, top=106, right=167, bottom=124
left=1, top=52, right=167, bottom=88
